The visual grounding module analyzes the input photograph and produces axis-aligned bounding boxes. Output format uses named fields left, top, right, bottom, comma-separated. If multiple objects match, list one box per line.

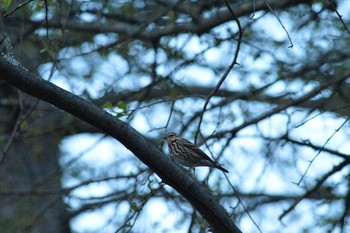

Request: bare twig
left=211, top=73, right=350, bottom=139
left=328, top=0, right=350, bottom=35
left=279, top=159, right=350, bottom=220
left=266, top=3, right=293, bottom=48
left=295, top=116, right=350, bottom=186
left=294, top=103, right=350, bottom=128
left=249, top=0, right=256, bottom=19
left=22, top=195, right=63, bottom=232
left=3, top=0, right=34, bottom=19
left=225, top=173, right=263, bottom=233
left=44, top=0, right=49, bottom=40
left=281, top=135, right=349, bottom=160
left=0, top=91, right=24, bottom=164
left=195, top=0, right=243, bottom=143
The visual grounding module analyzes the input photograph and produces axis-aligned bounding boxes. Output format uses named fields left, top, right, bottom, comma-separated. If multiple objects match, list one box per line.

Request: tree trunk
left=0, top=86, right=70, bottom=233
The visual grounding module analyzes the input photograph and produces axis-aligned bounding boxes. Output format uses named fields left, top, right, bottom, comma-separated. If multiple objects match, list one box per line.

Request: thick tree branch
left=0, top=57, right=241, bottom=233
left=13, top=0, right=309, bottom=41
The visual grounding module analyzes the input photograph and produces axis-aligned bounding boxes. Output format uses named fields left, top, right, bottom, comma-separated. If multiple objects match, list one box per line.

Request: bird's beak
left=161, top=135, right=167, bottom=140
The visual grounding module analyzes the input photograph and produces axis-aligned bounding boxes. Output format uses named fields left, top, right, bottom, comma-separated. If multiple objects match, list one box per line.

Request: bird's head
left=163, top=132, right=177, bottom=143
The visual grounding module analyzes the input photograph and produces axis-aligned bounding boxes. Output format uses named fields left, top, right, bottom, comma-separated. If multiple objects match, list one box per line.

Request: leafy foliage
left=1, top=0, right=350, bottom=233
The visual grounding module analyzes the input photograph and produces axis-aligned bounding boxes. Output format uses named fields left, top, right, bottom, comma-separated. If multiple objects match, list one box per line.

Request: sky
left=36, top=1, right=350, bottom=232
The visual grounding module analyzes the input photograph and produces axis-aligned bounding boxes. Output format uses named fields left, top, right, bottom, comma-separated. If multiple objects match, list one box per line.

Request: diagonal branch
left=0, top=56, right=241, bottom=233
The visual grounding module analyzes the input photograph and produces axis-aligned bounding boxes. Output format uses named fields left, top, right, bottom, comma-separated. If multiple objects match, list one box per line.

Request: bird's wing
left=180, top=138, right=216, bottom=164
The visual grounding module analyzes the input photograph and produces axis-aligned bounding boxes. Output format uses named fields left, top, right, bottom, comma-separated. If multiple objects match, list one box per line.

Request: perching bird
left=164, top=132, right=228, bottom=173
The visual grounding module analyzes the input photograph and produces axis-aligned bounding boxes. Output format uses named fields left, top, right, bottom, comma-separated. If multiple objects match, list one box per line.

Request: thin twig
left=225, top=173, right=263, bottom=233
left=0, top=91, right=24, bottom=164
left=249, top=0, right=256, bottom=19
left=195, top=0, right=242, bottom=143
left=295, top=116, right=350, bottom=186
left=295, top=103, right=350, bottom=128
left=281, top=135, right=349, bottom=160
left=3, top=0, right=34, bottom=19
left=44, top=0, right=49, bottom=40
left=210, top=73, right=350, bottom=140
left=266, top=3, right=293, bottom=48
left=328, top=0, right=350, bottom=35
left=22, top=195, right=63, bottom=232
left=279, top=159, right=350, bottom=220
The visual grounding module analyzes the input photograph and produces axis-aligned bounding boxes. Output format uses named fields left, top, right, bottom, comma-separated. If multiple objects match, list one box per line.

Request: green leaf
left=130, top=202, right=141, bottom=212
left=102, top=101, right=113, bottom=109
left=2, top=0, right=12, bottom=9
left=117, top=101, right=127, bottom=113
left=114, top=101, right=128, bottom=118
left=20, top=120, right=27, bottom=130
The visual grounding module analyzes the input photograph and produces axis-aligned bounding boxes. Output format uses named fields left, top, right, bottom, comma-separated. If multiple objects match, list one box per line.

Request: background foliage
left=1, top=0, right=350, bottom=232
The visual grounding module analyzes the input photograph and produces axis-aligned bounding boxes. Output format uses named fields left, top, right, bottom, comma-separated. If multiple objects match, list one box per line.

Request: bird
left=163, top=132, right=228, bottom=173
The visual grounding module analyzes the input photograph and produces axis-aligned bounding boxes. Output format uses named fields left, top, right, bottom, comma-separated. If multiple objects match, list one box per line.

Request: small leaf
left=130, top=202, right=141, bottom=212
left=20, top=120, right=27, bottom=130
left=102, top=101, right=113, bottom=109
left=117, top=101, right=127, bottom=113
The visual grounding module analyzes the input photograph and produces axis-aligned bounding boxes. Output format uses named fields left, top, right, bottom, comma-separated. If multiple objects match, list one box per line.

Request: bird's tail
left=214, top=163, right=229, bottom=173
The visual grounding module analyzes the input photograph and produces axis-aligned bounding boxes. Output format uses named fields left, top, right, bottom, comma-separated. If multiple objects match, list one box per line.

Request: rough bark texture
left=0, top=56, right=241, bottom=232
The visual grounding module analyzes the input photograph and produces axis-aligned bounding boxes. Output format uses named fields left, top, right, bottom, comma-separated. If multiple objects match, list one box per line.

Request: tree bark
left=0, top=54, right=241, bottom=232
